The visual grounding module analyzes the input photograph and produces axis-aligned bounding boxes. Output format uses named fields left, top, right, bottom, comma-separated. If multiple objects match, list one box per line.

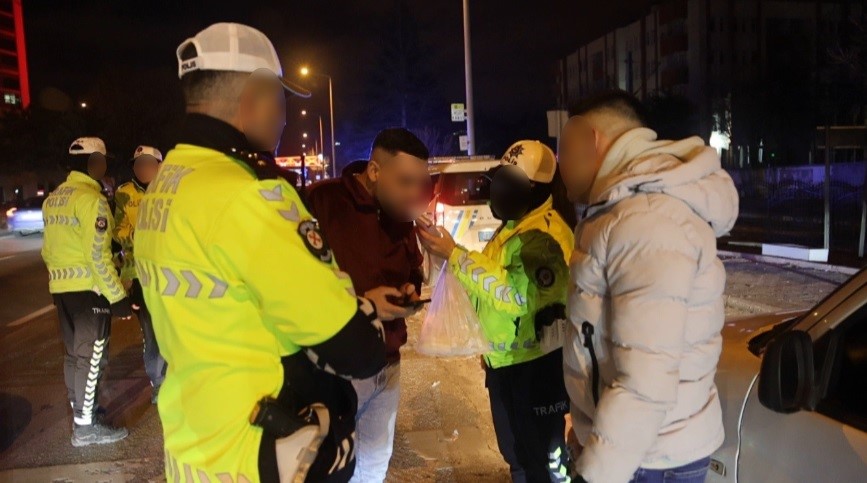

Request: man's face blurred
left=133, top=155, right=160, bottom=184
left=87, top=152, right=107, bottom=180
left=239, top=71, right=287, bottom=152
left=368, top=147, right=431, bottom=222
left=558, top=117, right=602, bottom=204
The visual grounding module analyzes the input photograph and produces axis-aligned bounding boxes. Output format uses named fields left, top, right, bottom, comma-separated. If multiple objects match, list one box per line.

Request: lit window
left=3, top=93, right=19, bottom=105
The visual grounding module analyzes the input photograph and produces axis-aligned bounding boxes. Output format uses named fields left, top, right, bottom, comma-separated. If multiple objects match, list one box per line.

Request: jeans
left=130, top=279, right=166, bottom=389
left=349, top=362, right=401, bottom=483
left=629, top=457, right=711, bottom=483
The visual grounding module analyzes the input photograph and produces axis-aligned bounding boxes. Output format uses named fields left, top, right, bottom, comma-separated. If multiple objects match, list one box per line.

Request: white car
left=709, top=268, right=867, bottom=481
left=423, top=158, right=500, bottom=284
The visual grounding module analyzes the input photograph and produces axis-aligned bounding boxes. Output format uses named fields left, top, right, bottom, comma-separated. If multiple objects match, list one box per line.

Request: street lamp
left=80, top=101, right=88, bottom=109
left=301, top=109, right=307, bottom=116
left=302, top=132, right=308, bottom=139
left=300, top=66, right=336, bottom=178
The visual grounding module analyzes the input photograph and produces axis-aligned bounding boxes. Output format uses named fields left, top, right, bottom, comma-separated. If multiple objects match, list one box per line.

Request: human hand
left=363, top=286, right=414, bottom=321
left=418, top=225, right=457, bottom=260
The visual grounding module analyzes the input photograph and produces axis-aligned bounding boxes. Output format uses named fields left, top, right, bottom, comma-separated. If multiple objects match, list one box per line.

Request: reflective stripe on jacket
left=41, top=171, right=126, bottom=303
left=447, top=197, right=574, bottom=369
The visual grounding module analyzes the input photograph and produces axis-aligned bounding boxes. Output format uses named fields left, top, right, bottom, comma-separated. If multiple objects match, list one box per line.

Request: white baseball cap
left=176, top=22, right=311, bottom=98
left=500, top=140, right=557, bottom=183
left=68, top=137, right=107, bottom=156
left=133, top=145, right=163, bottom=162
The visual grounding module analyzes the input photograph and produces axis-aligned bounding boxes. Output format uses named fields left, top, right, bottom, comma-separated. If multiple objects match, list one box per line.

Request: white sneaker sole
left=70, top=429, right=129, bottom=447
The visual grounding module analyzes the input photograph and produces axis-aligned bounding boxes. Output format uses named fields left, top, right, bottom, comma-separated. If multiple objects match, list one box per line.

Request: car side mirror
left=758, top=330, right=816, bottom=413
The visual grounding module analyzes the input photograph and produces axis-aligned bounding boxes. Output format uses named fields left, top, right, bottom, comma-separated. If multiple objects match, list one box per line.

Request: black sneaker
left=71, top=422, right=129, bottom=447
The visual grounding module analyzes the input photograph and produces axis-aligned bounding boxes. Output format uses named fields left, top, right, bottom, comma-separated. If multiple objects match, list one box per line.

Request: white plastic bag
left=416, top=265, right=489, bottom=357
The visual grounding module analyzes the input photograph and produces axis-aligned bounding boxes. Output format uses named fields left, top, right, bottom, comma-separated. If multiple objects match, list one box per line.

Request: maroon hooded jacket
left=306, top=165, right=423, bottom=364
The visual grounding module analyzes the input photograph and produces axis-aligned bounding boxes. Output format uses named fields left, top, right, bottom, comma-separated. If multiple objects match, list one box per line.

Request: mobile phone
left=390, top=296, right=431, bottom=309
left=403, top=298, right=431, bottom=309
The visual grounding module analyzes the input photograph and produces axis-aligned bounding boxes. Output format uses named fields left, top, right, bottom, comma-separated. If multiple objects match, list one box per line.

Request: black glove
left=111, top=298, right=133, bottom=318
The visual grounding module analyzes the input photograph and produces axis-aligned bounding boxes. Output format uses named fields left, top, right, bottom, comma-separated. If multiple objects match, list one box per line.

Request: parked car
left=6, top=196, right=46, bottom=235
left=709, top=268, right=867, bottom=482
left=423, top=158, right=500, bottom=284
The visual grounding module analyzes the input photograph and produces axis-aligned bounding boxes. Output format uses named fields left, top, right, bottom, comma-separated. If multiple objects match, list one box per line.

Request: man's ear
left=367, top=160, right=381, bottom=182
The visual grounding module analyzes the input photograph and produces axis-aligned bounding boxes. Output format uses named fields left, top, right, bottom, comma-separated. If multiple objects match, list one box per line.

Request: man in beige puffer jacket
left=558, top=91, right=739, bottom=483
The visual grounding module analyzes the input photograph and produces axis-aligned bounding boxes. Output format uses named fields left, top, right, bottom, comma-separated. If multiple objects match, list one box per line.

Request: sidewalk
left=0, top=254, right=855, bottom=483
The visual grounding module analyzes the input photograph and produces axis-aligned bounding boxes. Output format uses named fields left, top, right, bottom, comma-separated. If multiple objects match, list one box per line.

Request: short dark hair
left=180, top=70, right=247, bottom=105
left=570, top=90, right=649, bottom=126
left=371, top=128, right=429, bottom=161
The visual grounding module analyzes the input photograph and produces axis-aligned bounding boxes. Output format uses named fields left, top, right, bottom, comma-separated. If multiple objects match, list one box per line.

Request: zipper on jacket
left=581, top=321, right=600, bottom=406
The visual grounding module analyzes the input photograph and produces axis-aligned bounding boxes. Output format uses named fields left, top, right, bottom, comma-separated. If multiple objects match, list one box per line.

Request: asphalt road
left=0, top=234, right=53, bottom=328
left=0, top=234, right=165, bottom=480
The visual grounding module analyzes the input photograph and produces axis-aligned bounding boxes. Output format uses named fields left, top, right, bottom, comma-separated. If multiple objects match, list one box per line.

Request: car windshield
left=20, top=197, right=45, bottom=209
left=435, top=172, right=489, bottom=206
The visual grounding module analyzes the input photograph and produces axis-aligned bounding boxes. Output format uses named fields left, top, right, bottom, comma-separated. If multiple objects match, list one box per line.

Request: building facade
left=560, top=0, right=860, bottom=159
left=0, top=0, right=29, bottom=110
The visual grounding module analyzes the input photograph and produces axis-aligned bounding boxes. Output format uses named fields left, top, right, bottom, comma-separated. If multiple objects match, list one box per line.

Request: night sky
left=22, top=0, right=655, bottom=157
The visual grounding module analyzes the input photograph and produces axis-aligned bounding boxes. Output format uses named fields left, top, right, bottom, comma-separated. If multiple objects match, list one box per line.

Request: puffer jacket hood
left=587, top=127, right=739, bottom=237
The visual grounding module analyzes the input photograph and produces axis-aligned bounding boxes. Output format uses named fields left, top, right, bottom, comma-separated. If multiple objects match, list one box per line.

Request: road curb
left=724, top=294, right=782, bottom=315
left=719, top=250, right=860, bottom=276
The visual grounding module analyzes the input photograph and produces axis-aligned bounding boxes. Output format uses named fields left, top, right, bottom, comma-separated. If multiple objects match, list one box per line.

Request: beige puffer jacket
left=566, top=128, right=739, bottom=482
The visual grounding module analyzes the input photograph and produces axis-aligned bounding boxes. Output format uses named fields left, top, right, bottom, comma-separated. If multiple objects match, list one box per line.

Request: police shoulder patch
left=298, top=220, right=333, bottom=264
left=95, top=216, right=108, bottom=233
left=535, top=266, right=555, bottom=288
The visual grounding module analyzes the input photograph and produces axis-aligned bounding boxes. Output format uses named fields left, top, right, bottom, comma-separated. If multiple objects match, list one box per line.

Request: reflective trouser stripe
left=74, top=337, right=105, bottom=425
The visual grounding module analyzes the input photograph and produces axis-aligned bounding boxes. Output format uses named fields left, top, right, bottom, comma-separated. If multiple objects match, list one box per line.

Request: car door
left=737, top=286, right=867, bottom=482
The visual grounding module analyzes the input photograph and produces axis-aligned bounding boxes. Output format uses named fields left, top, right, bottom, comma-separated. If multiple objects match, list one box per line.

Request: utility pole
left=462, top=0, right=476, bottom=155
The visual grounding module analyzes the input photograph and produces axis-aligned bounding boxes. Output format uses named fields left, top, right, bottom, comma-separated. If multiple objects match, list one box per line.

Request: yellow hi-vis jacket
left=134, top=142, right=370, bottom=482
left=41, top=171, right=126, bottom=303
left=112, top=179, right=145, bottom=281
left=447, top=197, right=574, bottom=369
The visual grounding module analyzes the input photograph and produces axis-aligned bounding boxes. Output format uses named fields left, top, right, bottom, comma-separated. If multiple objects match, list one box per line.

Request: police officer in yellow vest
left=135, top=23, right=400, bottom=482
left=419, top=141, right=575, bottom=482
left=42, top=136, right=134, bottom=447
left=113, top=145, right=165, bottom=404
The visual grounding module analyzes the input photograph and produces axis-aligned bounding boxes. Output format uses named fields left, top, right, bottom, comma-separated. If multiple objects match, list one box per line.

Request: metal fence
left=728, top=162, right=867, bottom=255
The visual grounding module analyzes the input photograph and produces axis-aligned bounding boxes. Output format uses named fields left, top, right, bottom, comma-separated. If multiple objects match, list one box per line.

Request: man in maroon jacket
left=306, top=128, right=431, bottom=482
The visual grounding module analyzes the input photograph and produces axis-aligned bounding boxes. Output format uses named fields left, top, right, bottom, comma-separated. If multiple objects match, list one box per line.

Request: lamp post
left=300, top=66, right=337, bottom=178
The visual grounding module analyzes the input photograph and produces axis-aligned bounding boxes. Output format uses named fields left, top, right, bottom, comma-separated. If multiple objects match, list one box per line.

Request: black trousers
left=486, top=349, right=571, bottom=483
left=53, top=291, right=112, bottom=425
left=129, top=279, right=166, bottom=388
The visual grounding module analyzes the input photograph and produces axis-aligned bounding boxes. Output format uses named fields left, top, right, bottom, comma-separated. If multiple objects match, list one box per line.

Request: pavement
left=0, top=235, right=857, bottom=482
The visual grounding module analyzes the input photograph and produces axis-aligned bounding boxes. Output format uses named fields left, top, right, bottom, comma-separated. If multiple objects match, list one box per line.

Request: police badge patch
left=95, top=216, right=108, bottom=233
left=298, top=220, right=333, bottom=263
left=535, top=266, right=555, bottom=288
